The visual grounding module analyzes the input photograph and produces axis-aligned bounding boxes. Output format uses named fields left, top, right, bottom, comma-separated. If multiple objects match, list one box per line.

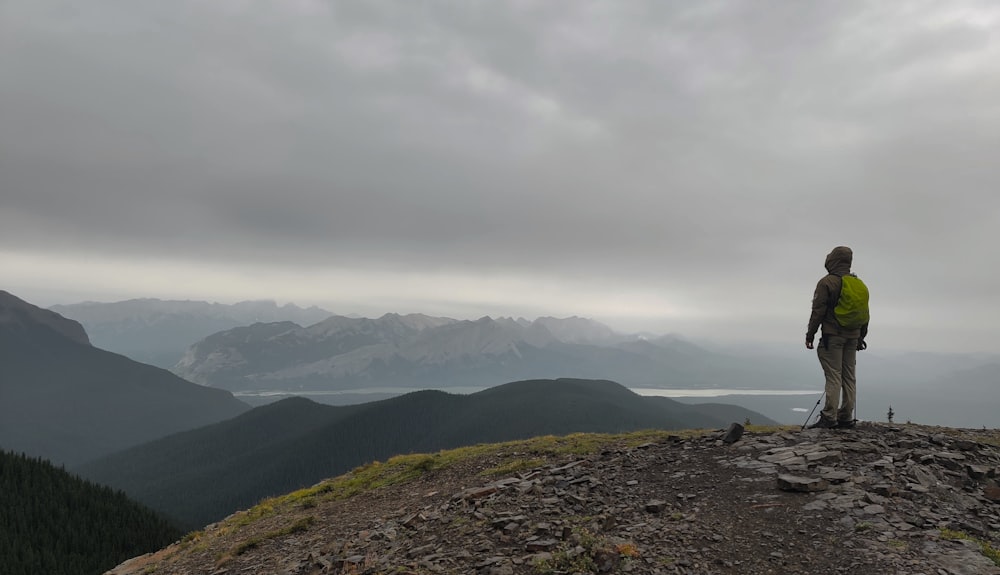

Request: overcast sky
left=2, top=1, right=999, bottom=352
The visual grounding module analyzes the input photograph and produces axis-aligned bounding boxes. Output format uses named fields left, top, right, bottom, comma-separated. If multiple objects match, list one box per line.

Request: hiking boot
left=837, top=419, right=856, bottom=429
left=808, top=416, right=837, bottom=429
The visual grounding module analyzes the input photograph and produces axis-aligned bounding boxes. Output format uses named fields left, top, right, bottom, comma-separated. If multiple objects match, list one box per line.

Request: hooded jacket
left=807, top=246, right=869, bottom=342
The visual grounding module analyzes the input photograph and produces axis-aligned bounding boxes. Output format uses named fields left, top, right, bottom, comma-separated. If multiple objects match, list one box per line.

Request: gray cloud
left=2, top=0, right=999, bottom=351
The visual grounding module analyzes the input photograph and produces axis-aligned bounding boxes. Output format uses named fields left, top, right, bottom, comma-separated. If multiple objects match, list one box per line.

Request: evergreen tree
left=0, top=450, right=182, bottom=575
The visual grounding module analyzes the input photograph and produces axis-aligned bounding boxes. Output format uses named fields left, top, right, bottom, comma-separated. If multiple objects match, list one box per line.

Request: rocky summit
left=107, top=423, right=1000, bottom=575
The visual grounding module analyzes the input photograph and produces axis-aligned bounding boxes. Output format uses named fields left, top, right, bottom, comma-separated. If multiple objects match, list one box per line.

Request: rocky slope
left=107, top=423, right=1000, bottom=575
left=78, top=380, right=775, bottom=530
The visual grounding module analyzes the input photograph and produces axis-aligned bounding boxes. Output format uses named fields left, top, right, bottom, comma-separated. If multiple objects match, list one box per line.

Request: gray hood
left=824, top=246, right=853, bottom=277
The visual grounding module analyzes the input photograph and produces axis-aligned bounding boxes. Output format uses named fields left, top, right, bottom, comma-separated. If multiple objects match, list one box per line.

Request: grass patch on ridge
left=480, top=457, right=547, bottom=477
left=941, top=528, right=1000, bottom=566
left=225, top=428, right=716, bottom=530
left=172, top=425, right=814, bottom=566
left=226, top=516, right=316, bottom=559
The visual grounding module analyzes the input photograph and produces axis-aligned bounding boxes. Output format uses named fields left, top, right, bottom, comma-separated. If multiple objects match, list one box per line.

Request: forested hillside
left=77, top=378, right=774, bottom=529
left=0, top=290, right=249, bottom=466
left=0, top=450, right=181, bottom=575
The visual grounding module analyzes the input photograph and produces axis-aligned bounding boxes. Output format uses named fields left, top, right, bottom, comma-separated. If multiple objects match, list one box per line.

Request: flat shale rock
left=777, top=474, right=829, bottom=492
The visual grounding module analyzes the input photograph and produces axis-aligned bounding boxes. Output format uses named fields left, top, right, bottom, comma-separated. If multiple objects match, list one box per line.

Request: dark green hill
left=0, top=449, right=181, bottom=575
left=0, top=291, right=250, bottom=466
left=76, top=378, right=774, bottom=529
left=446, top=379, right=723, bottom=444
left=75, top=396, right=358, bottom=527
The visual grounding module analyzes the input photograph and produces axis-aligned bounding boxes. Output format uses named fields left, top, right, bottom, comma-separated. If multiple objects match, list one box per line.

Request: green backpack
left=834, top=274, right=870, bottom=329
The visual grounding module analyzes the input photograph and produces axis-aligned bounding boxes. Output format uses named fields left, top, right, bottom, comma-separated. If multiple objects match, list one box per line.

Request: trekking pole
left=801, top=392, right=825, bottom=430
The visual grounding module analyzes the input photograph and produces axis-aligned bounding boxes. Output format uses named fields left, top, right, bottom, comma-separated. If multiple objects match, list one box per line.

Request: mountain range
left=2, top=288, right=776, bottom=527
left=75, top=378, right=776, bottom=529
left=50, top=298, right=334, bottom=367
left=35, top=296, right=1000, bottom=427
left=172, top=312, right=810, bottom=395
left=0, top=291, right=249, bottom=466
left=7, top=288, right=998, bottom=575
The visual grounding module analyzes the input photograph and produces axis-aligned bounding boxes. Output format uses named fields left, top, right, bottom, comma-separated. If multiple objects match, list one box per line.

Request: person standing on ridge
left=806, top=246, right=869, bottom=429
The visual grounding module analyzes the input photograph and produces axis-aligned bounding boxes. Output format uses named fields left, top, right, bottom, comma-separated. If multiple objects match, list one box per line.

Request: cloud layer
left=3, top=1, right=999, bottom=351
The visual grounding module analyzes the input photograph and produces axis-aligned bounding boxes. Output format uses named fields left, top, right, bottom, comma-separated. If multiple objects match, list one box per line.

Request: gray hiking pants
left=817, top=335, right=858, bottom=422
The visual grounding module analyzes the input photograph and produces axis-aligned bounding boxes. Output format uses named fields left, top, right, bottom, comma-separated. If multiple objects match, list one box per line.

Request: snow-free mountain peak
left=172, top=313, right=739, bottom=394
left=0, top=290, right=91, bottom=346
left=1, top=291, right=249, bottom=466
left=50, top=298, right=335, bottom=367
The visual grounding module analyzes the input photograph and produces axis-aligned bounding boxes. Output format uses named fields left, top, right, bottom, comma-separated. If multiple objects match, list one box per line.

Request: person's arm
left=857, top=321, right=869, bottom=350
left=806, top=278, right=829, bottom=349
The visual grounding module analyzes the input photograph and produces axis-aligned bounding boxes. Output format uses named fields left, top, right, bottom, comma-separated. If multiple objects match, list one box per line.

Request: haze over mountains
left=43, top=296, right=1000, bottom=427
left=3, top=283, right=999, bottom=575
left=0, top=291, right=249, bottom=466
left=0, top=289, right=781, bottom=535
left=2, top=288, right=775, bottom=468
left=51, top=299, right=334, bottom=368
left=169, top=311, right=1000, bottom=428
left=172, top=312, right=811, bottom=395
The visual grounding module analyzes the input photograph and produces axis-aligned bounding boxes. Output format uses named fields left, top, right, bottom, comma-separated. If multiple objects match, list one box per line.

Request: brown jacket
left=807, top=246, right=869, bottom=342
